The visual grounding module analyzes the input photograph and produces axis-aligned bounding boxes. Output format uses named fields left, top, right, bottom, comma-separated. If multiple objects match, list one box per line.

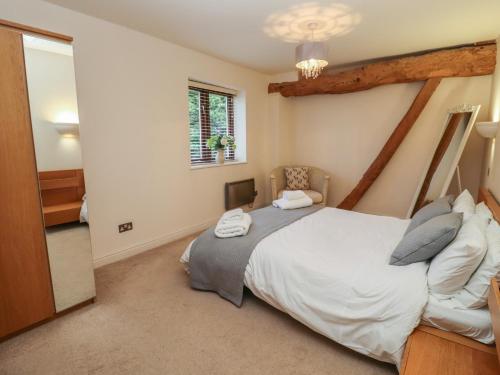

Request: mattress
left=181, top=207, right=429, bottom=367
left=422, top=294, right=494, bottom=344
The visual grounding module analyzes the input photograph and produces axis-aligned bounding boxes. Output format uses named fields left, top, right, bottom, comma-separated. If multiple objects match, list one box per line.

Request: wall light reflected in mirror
left=52, top=111, right=80, bottom=138
left=53, top=122, right=79, bottom=138
left=263, top=2, right=361, bottom=43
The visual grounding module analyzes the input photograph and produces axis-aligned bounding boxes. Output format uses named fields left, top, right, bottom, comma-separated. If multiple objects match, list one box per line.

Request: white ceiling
left=44, top=0, right=500, bottom=74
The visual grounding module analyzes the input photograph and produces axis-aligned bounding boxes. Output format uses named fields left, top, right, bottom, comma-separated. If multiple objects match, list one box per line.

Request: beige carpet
left=46, top=222, right=96, bottom=312
left=0, top=235, right=397, bottom=375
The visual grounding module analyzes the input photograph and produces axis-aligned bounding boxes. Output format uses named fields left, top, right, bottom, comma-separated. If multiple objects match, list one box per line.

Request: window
left=188, top=83, right=235, bottom=165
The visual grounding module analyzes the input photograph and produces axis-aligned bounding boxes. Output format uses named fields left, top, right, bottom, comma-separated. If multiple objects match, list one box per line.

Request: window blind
left=189, top=85, right=235, bottom=165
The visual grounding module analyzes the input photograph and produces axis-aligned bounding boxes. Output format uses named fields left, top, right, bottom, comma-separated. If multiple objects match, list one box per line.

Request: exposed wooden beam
left=337, top=78, right=442, bottom=211
left=412, top=112, right=465, bottom=214
left=269, top=44, right=495, bottom=97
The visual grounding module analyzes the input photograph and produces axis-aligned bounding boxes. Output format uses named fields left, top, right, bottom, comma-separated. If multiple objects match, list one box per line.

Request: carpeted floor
left=0, top=235, right=397, bottom=375
left=46, top=222, right=96, bottom=312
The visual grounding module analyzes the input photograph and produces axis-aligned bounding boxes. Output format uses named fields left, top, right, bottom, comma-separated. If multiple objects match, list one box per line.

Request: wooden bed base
left=38, top=169, right=85, bottom=227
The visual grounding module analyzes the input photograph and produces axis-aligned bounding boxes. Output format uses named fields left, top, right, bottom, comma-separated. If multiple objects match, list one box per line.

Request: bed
left=182, top=207, right=428, bottom=366
left=182, top=188, right=500, bottom=369
left=80, top=194, right=89, bottom=223
left=38, top=169, right=85, bottom=227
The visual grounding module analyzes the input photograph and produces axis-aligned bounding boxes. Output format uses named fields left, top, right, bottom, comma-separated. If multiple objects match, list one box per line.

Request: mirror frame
left=407, top=104, right=481, bottom=217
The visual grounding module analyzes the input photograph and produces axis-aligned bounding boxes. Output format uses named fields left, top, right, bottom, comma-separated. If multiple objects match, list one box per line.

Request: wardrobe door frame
left=0, top=27, right=55, bottom=338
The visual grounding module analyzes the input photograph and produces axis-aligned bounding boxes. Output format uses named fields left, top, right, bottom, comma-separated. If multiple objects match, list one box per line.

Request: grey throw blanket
left=189, top=205, right=322, bottom=306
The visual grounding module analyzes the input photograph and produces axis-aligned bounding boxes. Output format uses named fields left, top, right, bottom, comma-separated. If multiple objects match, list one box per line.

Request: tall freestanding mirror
left=23, top=34, right=96, bottom=313
left=409, top=104, right=481, bottom=216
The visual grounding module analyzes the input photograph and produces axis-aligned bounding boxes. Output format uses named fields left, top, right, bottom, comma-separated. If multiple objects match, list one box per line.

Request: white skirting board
left=92, top=203, right=264, bottom=268
left=92, top=217, right=218, bottom=268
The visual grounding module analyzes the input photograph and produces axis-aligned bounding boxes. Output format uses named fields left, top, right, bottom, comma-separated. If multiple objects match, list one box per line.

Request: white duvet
left=182, top=207, right=429, bottom=366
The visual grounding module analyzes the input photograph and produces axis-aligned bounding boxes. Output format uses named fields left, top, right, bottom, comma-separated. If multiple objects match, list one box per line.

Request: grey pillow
left=390, top=212, right=462, bottom=266
left=406, top=196, right=452, bottom=234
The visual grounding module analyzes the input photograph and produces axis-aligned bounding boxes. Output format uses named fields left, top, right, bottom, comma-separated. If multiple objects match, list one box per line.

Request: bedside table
left=400, top=325, right=499, bottom=374
left=401, top=278, right=500, bottom=374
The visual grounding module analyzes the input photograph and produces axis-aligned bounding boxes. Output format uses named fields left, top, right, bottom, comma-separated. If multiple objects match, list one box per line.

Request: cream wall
left=0, top=0, right=273, bottom=266
left=24, top=47, right=82, bottom=171
left=270, top=74, right=492, bottom=218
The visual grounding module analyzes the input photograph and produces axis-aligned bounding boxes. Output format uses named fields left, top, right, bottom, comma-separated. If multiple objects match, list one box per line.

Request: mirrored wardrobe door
left=23, top=34, right=96, bottom=312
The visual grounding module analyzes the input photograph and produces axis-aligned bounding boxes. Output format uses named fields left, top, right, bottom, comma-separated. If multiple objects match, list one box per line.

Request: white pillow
left=428, top=214, right=488, bottom=297
left=452, top=190, right=476, bottom=220
left=452, top=189, right=476, bottom=220
left=476, top=201, right=493, bottom=222
left=450, top=220, right=500, bottom=308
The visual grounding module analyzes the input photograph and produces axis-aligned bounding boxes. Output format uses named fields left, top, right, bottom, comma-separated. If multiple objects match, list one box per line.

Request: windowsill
left=190, top=160, right=247, bottom=170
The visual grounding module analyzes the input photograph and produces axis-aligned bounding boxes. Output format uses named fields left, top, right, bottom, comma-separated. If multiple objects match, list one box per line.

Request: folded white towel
left=282, top=190, right=307, bottom=201
left=272, top=195, right=313, bottom=210
left=215, top=213, right=252, bottom=238
left=220, top=208, right=244, bottom=223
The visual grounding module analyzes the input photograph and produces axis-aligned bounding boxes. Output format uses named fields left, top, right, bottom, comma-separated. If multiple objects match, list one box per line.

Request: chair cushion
left=278, top=190, right=322, bottom=204
left=285, top=167, right=310, bottom=190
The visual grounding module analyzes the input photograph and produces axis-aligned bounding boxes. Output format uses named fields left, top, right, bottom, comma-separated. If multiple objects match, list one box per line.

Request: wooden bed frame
left=38, top=169, right=85, bottom=227
left=401, top=187, right=500, bottom=374
left=479, top=187, right=500, bottom=222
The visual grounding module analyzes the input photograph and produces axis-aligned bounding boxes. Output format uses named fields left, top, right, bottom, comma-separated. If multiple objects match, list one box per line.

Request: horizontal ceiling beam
left=268, top=43, right=496, bottom=97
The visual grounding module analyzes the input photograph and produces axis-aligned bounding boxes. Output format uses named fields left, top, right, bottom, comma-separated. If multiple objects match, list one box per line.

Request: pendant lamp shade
left=295, top=42, right=328, bottom=79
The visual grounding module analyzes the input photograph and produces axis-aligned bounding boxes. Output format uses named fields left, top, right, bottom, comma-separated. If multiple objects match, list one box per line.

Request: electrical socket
left=118, top=222, right=133, bottom=233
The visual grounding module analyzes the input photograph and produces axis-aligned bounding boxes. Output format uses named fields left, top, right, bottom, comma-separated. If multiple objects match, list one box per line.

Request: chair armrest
left=322, top=175, right=330, bottom=206
left=270, top=174, right=278, bottom=201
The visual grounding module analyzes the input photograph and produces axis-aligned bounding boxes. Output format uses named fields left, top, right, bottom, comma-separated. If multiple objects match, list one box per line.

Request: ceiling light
left=295, top=23, right=328, bottom=79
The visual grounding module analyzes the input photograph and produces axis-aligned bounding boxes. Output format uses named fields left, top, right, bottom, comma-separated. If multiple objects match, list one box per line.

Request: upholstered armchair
left=270, top=166, right=330, bottom=206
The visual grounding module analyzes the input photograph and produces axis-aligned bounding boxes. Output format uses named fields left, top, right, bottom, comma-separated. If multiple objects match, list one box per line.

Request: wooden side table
left=400, top=325, right=499, bottom=374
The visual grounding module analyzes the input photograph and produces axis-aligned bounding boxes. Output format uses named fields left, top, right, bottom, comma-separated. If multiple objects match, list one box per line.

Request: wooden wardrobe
left=0, top=27, right=55, bottom=337
left=0, top=21, right=95, bottom=340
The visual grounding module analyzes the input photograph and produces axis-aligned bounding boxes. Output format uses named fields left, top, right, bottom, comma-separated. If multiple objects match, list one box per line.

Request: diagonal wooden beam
left=269, top=44, right=495, bottom=97
left=412, top=112, right=465, bottom=214
left=337, top=78, right=442, bottom=210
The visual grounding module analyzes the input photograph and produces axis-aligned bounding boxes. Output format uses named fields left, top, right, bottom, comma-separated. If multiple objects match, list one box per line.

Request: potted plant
left=206, top=134, right=236, bottom=164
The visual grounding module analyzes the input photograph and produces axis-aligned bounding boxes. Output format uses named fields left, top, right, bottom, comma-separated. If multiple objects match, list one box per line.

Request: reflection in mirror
left=23, top=35, right=96, bottom=312
left=410, top=105, right=480, bottom=216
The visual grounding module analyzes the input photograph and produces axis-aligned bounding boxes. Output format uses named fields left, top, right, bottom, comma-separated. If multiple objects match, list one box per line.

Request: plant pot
left=216, top=149, right=225, bottom=164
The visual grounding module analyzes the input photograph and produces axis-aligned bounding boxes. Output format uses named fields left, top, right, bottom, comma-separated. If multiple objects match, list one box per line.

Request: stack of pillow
left=390, top=190, right=500, bottom=310
left=390, top=195, right=463, bottom=266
